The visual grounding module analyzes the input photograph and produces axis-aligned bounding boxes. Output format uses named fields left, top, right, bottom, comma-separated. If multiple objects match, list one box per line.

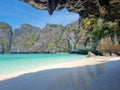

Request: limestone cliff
left=9, top=21, right=97, bottom=54
left=0, top=21, right=91, bottom=53
left=79, top=17, right=120, bottom=55
left=10, top=23, right=67, bottom=53
left=10, top=24, right=41, bottom=53
left=0, top=20, right=119, bottom=55
left=0, top=22, right=12, bottom=53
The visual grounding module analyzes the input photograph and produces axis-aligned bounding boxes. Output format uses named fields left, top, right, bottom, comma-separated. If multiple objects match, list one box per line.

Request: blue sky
left=0, top=0, right=79, bottom=29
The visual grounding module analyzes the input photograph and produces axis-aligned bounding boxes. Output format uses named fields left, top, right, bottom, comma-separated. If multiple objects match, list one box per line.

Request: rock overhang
left=20, top=0, right=120, bottom=21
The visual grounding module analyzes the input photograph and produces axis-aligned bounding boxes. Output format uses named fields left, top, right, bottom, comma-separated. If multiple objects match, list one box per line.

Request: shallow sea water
left=0, top=54, right=86, bottom=75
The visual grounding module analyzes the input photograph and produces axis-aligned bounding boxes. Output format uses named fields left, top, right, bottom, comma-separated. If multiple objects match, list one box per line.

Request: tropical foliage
left=81, top=17, right=120, bottom=49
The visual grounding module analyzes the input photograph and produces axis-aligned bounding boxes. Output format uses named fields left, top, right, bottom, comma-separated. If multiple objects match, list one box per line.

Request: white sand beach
left=0, top=56, right=120, bottom=90
left=0, top=56, right=119, bottom=81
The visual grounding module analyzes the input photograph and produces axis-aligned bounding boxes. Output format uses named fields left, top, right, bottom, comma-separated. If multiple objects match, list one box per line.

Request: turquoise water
left=0, top=54, right=86, bottom=75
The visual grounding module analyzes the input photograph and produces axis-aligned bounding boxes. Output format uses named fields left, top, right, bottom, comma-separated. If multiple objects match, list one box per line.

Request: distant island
left=0, top=17, right=120, bottom=56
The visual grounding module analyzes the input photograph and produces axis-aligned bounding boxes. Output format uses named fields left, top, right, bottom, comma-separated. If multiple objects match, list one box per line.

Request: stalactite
left=47, top=0, right=58, bottom=15
left=47, top=0, right=53, bottom=15
left=34, top=0, right=40, bottom=3
left=98, top=0, right=109, bottom=6
left=47, top=0, right=67, bottom=15
left=59, top=0, right=67, bottom=5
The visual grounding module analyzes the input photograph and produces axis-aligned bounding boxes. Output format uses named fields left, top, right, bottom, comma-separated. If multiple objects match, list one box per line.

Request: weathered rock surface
left=10, top=24, right=41, bottom=53
left=10, top=24, right=68, bottom=53
left=34, top=24, right=66, bottom=53
left=9, top=21, right=92, bottom=53
left=64, top=21, right=92, bottom=52
left=0, top=22, right=12, bottom=53
left=0, top=20, right=119, bottom=55
left=21, top=0, right=120, bottom=20
left=97, top=35, right=120, bottom=56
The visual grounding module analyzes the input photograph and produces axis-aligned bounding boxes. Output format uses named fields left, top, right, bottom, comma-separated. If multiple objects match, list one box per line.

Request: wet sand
left=0, top=56, right=120, bottom=90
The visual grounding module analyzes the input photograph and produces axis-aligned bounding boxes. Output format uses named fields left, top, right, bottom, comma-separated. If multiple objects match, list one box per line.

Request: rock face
left=9, top=21, right=92, bottom=53
left=10, top=24, right=68, bottom=53
left=64, top=21, right=93, bottom=52
left=10, top=24, right=41, bottom=53
left=21, top=0, right=120, bottom=20
left=0, top=22, right=12, bottom=53
left=0, top=20, right=119, bottom=55
left=80, top=17, right=120, bottom=56
left=33, top=24, right=67, bottom=53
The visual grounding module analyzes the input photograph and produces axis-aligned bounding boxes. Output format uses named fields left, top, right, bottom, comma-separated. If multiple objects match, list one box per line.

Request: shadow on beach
left=0, top=59, right=120, bottom=90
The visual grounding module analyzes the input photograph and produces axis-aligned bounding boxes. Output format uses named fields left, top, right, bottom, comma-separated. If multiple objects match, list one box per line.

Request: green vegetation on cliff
left=0, top=19, right=119, bottom=55
left=80, top=17, right=120, bottom=55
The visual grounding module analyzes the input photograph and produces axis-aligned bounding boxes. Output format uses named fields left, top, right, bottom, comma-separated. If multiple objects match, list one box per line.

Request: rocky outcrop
left=0, top=22, right=12, bottom=53
left=79, top=17, right=120, bottom=56
left=21, top=0, right=120, bottom=20
left=111, top=53, right=118, bottom=57
left=87, top=51, right=96, bottom=57
left=97, top=35, right=120, bottom=56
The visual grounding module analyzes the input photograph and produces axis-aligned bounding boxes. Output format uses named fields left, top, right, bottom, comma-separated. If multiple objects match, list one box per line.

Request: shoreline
left=0, top=56, right=120, bottom=81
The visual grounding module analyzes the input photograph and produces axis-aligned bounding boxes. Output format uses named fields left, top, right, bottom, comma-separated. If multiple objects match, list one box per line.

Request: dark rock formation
left=21, top=0, right=120, bottom=20
left=0, top=22, right=12, bottom=53
left=47, top=0, right=58, bottom=15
